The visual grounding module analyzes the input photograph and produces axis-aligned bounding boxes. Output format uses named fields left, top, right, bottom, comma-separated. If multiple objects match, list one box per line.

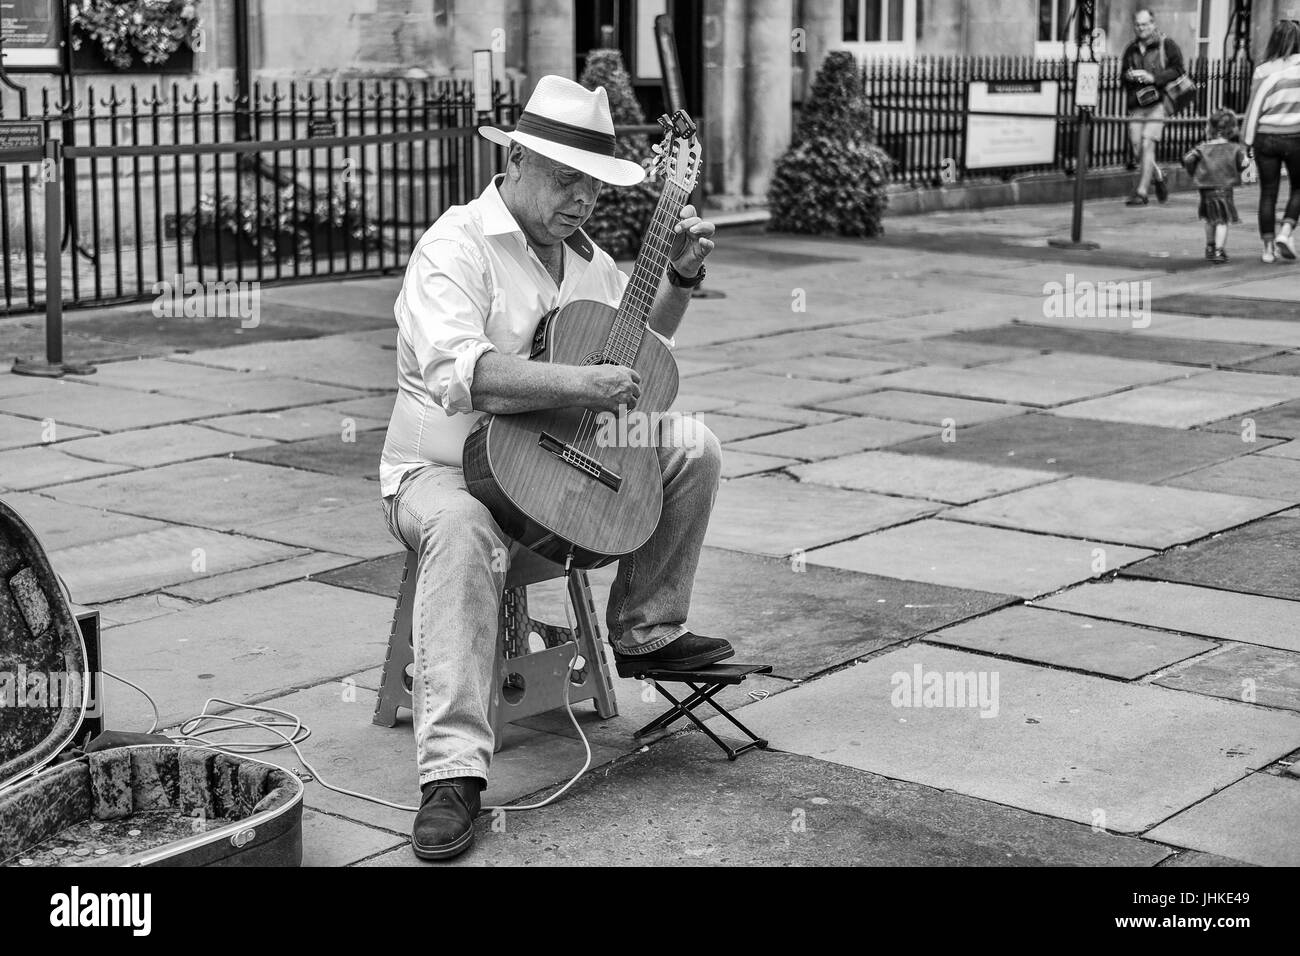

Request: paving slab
left=891, top=413, right=1267, bottom=483
left=1158, top=850, right=1255, bottom=867
left=0, top=383, right=228, bottom=432
left=302, top=809, right=405, bottom=867
left=691, top=413, right=792, bottom=443
left=1258, top=439, right=1300, bottom=459
left=704, top=474, right=939, bottom=557
left=358, top=733, right=1169, bottom=867
left=748, top=355, right=908, bottom=382
left=1144, top=315, right=1300, bottom=347
left=714, top=401, right=843, bottom=424
left=792, top=450, right=1059, bottom=504
left=322, top=394, right=397, bottom=421
left=234, top=428, right=386, bottom=480
left=0, top=413, right=97, bottom=451
left=163, top=551, right=359, bottom=602
left=708, top=644, right=1300, bottom=833
left=51, top=524, right=306, bottom=604
left=84, top=358, right=271, bottom=393
left=0, top=371, right=75, bottom=400
left=312, top=552, right=406, bottom=597
left=176, top=335, right=397, bottom=390
left=675, top=369, right=870, bottom=406
left=245, top=679, right=626, bottom=834
left=944, top=476, right=1285, bottom=548
left=806, top=519, right=1152, bottom=599
left=1122, top=514, right=1300, bottom=601
left=939, top=324, right=1279, bottom=367
left=100, top=581, right=393, bottom=731
left=1039, top=579, right=1300, bottom=653
left=1162, top=453, right=1300, bottom=501
left=0, top=446, right=132, bottom=491
left=0, top=491, right=165, bottom=549
left=1232, top=350, right=1300, bottom=374
left=1145, top=773, right=1300, bottom=866
left=1203, top=397, right=1300, bottom=439
left=838, top=309, right=1019, bottom=341
left=1154, top=644, right=1300, bottom=712
left=56, top=423, right=276, bottom=467
left=198, top=404, right=389, bottom=441
left=667, top=392, right=740, bottom=415
left=1164, top=369, right=1300, bottom=399
left=867, top=365, right=1140, bottom=407
left=994, top=353, right=1191, bottom=387
left=242, top=500, right=399, bottom=559
left=161, top=376, right=363, bottom=413
left=727, top=416, right=935, bottom=460
left=865, top=338, right=1041, bottom=368
left=1052, top=386, right=1288, bottom=429
left=925, top=605, right=1215, bottom=679
left=45, top=458, right=372, bottom=530
left=816, top=390, right=1030, bottom=426
left=720, top=450, right=797, bottom=478
left=653, top=547, right=1013, bottom=680
left=96, top=593, right=195, bottom=628
left=682, top=329, right=898, bottom=366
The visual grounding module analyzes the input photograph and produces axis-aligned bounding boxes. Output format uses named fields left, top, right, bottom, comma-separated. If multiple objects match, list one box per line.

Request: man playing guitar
left=379, top=76, right=727, bottom=861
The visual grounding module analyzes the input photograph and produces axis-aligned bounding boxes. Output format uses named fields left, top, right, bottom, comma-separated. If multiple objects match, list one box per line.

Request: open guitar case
left=0, top=498, right=304, bottom=867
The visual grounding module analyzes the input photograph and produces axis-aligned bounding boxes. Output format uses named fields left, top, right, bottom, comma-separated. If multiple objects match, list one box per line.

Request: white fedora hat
left=480, top=75, right=647, bottom=187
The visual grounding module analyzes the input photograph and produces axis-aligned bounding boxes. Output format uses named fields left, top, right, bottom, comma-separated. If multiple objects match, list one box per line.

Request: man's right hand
left=578, top=364, right=641, bottom=413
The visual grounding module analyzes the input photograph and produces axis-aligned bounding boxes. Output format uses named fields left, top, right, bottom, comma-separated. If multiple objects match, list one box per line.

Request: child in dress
left=1183, top=109, right=1251, bottom=263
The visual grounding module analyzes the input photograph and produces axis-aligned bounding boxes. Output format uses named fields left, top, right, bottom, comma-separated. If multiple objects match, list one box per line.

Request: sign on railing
left=964, top=80, right=1060, bottom=170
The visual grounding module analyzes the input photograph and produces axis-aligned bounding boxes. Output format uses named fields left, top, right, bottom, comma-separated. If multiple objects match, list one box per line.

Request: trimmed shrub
left=579, top=49, right=660, bottom=259
left=767, top=50, right=891, bottom=237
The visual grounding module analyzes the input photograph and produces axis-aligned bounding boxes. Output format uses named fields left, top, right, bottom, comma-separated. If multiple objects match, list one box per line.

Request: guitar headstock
left=649, top=110, right=701, bottom=193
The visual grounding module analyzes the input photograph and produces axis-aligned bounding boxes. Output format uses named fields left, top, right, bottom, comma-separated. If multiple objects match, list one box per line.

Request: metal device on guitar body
left=464, top=111, right=703, bottom=570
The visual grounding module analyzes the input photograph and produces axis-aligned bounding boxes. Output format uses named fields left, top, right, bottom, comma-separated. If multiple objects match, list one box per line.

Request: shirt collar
left=479, top=175, right=520, bottom=237
left=478, top=174, right=595, bottom=263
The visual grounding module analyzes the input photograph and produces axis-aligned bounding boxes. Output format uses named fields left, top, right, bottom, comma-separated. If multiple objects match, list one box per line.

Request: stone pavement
left=2, top=182, right=1300, bottom=866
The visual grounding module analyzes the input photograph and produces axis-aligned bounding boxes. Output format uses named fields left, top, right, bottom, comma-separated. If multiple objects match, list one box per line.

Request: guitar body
left=463, top=299, right=680, bottom=569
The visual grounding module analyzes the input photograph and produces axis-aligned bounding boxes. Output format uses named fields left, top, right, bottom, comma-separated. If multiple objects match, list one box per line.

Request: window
left=1196, top=0, right=1230, bottom=60
left=1034, top=0, right=1108, bottom=60
left=841, top=0, right=915, bottom=55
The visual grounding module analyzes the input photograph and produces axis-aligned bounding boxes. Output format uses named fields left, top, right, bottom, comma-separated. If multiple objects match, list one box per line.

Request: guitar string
left=571, top=182, right=688, bottom=457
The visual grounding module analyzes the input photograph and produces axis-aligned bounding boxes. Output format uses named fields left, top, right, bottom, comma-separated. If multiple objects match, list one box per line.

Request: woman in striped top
left=1243, top=21, right=1300, bottom=263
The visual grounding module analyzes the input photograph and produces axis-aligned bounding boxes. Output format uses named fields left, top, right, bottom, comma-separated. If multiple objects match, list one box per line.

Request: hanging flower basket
left=69, top=0, right=202, bottom=73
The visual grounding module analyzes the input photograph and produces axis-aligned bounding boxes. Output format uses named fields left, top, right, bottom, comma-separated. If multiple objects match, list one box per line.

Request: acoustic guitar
left=463, top=111, right=702, bottom=570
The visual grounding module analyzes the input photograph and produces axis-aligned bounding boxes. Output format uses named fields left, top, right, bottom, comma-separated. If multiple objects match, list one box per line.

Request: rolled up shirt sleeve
left=400, top=237, right=498, bottom=415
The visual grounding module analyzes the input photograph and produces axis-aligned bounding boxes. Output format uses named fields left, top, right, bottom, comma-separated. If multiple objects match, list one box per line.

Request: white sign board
left=473, top=49, right=494, bottom=114
left=964, top=80, right=1059, bottom=170
left=1075, top=61, right=1100, bottom=108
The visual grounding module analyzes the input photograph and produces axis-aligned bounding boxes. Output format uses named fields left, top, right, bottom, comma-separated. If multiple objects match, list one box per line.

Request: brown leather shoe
left=412, top=777, right=483, bottom=861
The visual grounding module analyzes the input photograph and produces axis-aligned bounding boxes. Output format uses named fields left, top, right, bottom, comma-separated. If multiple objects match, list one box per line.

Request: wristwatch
left=667, top=263, right=706, bottom=289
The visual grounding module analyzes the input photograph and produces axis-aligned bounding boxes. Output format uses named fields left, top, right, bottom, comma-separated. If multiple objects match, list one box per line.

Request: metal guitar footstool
left=617, top=661, right=773, bottom=760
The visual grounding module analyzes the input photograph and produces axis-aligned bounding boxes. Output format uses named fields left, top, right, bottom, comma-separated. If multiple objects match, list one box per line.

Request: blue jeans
left=381, top=414, right=721, bottom=786
left=1253, top=132, right=1300, bottom=240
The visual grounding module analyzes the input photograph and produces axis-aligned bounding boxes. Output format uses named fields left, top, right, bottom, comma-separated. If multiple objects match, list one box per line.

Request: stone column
left=452, top=0, right=510, bottom=75
left=797, top=0, right=843, bottom=101
left=523, top=0, right=575, bottom=95
left=702, top=0, right=748, bottom=201
left=745, top=0, right=794, bottom=198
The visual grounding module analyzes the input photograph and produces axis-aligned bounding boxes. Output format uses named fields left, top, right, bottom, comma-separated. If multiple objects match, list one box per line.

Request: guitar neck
left=604, top=179, right=693, bottom=366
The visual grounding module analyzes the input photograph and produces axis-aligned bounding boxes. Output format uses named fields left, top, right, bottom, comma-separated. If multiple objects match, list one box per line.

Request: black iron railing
left=0, top=77, right=521, bottom=315
left=862, top=55, right=1255, bottom=188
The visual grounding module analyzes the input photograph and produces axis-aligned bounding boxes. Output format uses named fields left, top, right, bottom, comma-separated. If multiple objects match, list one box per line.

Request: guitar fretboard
left=603, top=179, right=693, bottom=366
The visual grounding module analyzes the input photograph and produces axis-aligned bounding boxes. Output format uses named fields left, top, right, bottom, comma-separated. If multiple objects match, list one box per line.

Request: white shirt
left=379, top=176, right=671, bottom=496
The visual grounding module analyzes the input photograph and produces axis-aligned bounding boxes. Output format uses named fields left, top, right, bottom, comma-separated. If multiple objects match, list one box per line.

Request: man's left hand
left=668, top=204, right=716, bottom=279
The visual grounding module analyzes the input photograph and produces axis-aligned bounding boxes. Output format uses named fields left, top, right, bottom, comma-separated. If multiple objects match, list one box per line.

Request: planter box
left=70, top=33, right=195, bottom=74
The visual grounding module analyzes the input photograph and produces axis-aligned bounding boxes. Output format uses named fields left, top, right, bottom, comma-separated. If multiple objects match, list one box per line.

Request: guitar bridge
left=539, top=432, right=623, bottom=492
